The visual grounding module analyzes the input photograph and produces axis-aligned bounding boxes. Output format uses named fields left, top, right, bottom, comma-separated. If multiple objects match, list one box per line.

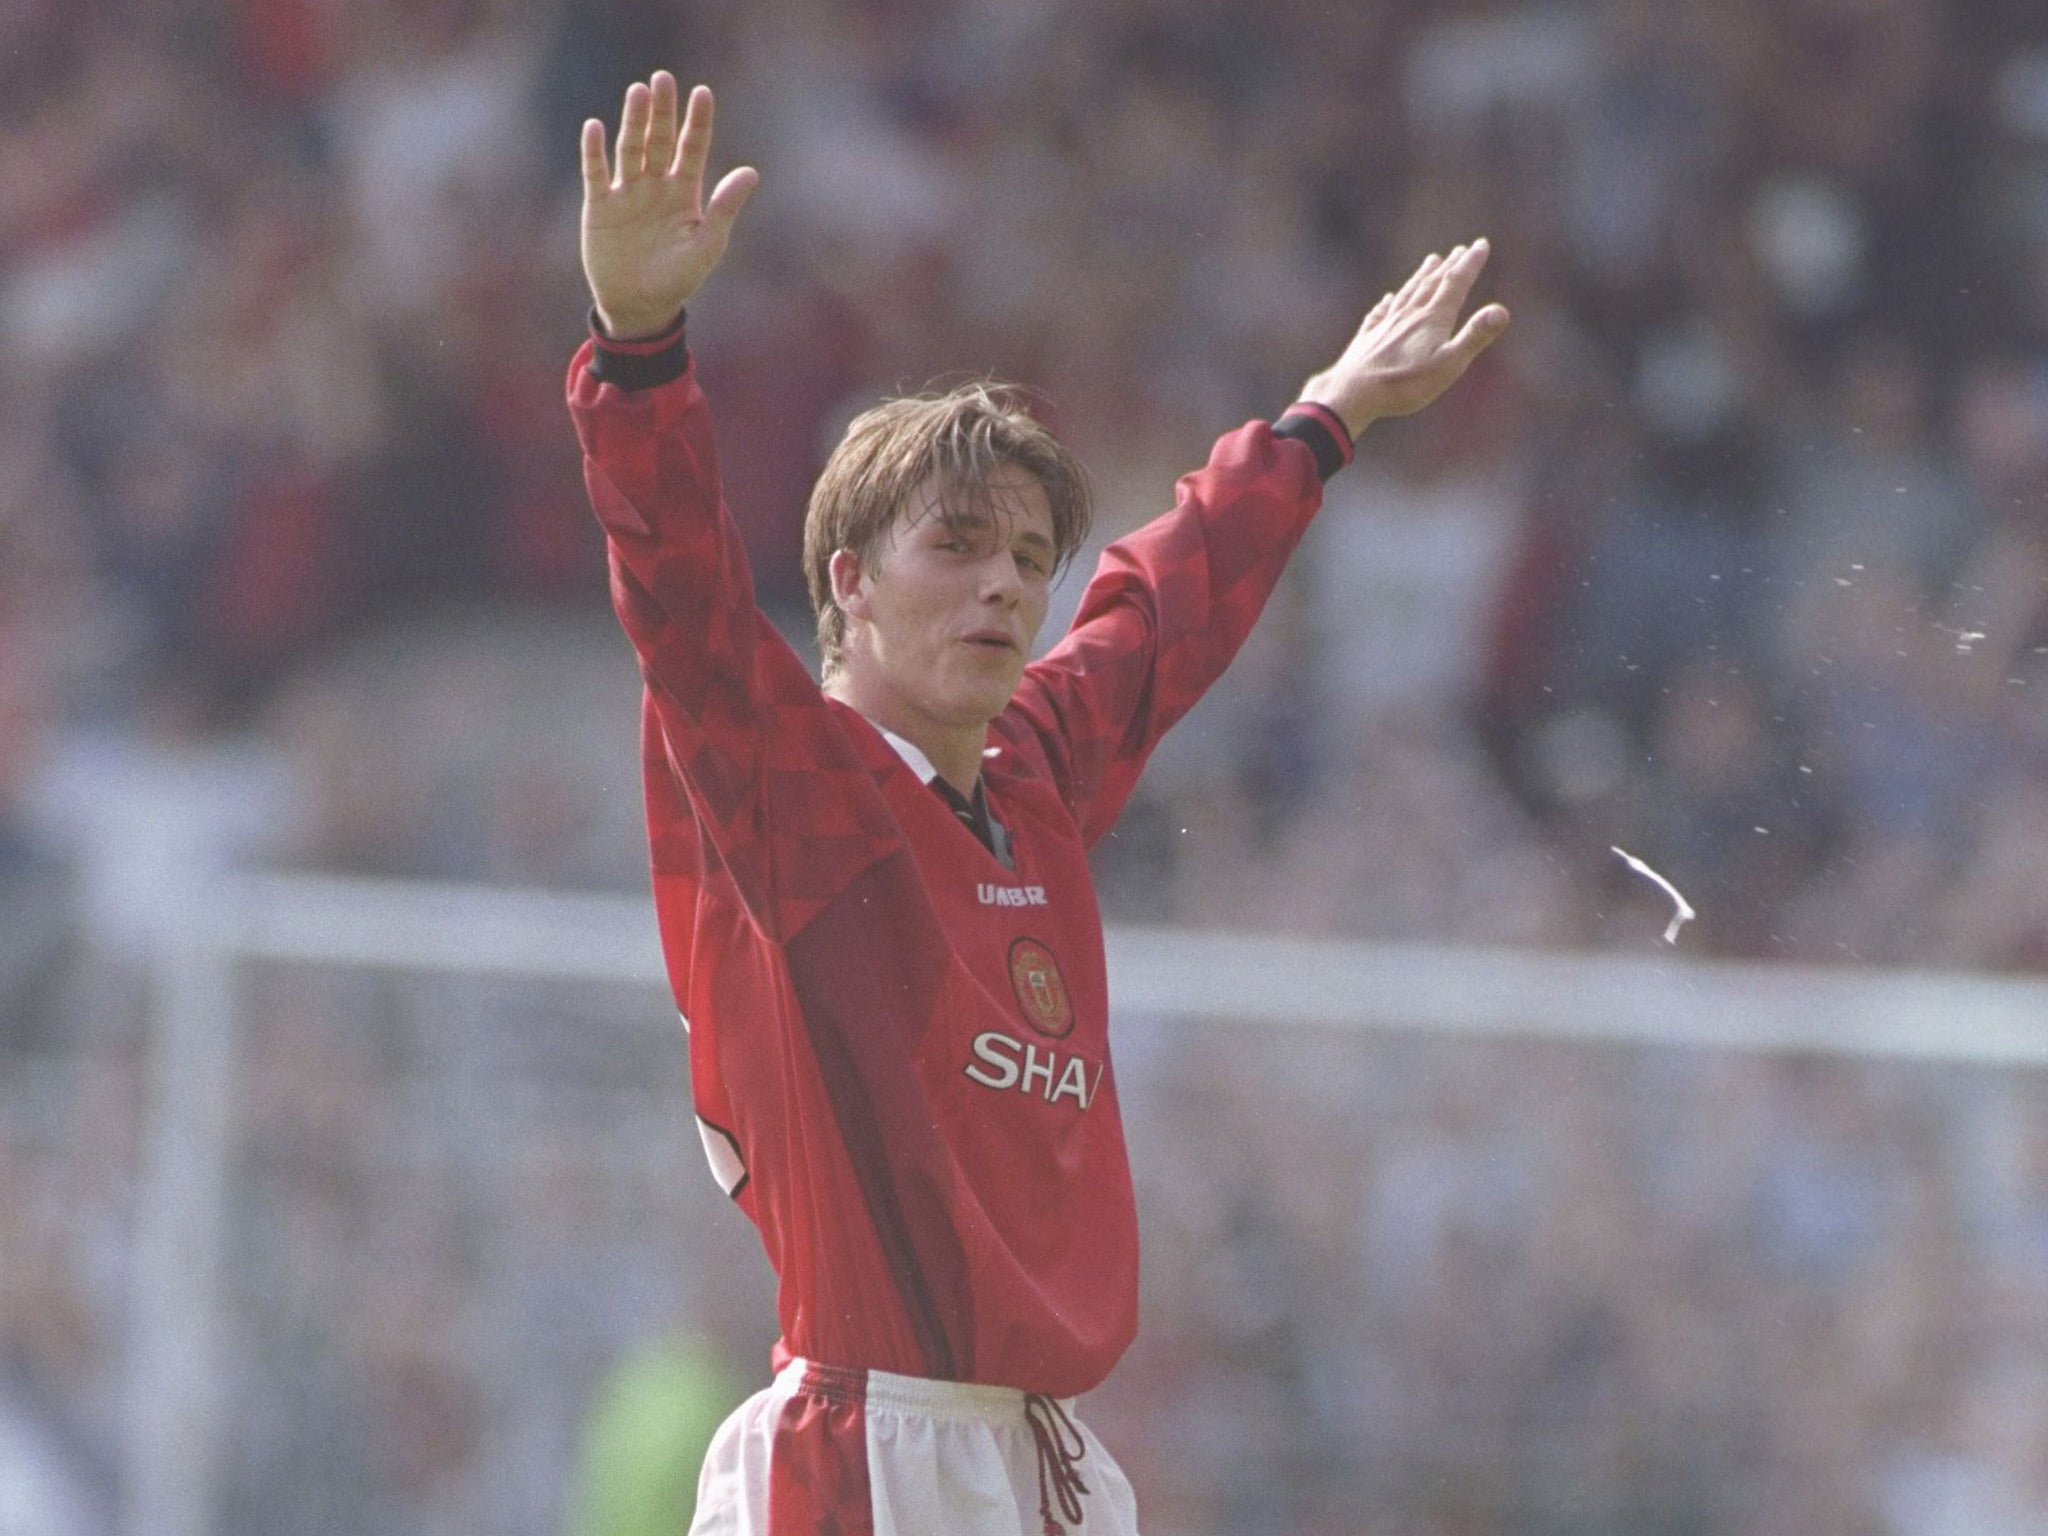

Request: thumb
left=1446, top=303, right=1510, bottom=367
left=707, top=166, right=760, bottom=232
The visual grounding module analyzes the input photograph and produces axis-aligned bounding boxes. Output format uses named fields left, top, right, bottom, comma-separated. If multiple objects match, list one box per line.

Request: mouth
left=962, top=631, right=1020, bottom=653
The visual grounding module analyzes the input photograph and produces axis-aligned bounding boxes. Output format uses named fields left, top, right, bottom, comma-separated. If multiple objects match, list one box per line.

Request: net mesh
left=42, top=885, right=2048, bottom=1536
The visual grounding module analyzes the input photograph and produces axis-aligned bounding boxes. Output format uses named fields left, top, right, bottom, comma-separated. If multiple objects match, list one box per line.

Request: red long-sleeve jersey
left=568, top=322, right=1347, bottom=1397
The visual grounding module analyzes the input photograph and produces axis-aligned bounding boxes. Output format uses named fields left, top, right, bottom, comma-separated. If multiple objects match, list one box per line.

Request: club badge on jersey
left=1007, top=938, right=1073, bottom=1038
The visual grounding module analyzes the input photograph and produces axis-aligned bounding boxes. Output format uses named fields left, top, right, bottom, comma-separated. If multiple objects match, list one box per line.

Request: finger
left=1440, top=238, right=1488, bottom=289
left=1350, top=291, right=1396, bottom=340
left=579, top=117, right=610, bottom=197
left=1450, top=238, right=1489, bottom=285
left=645, top=70, right=681, bottom=178
left=615, top=80, right=652, bottom=180
left=706, top=165, right=760, bottom=230
left=1393, top=251, right=1445, bottom=309
left=1423, top=243, right=1470, bottom=297
left=1414, top=240, right=1484, bottom=320
left=1443, top=302, right=1511, bottom=368
left=677, top=84, right=716, bottom=203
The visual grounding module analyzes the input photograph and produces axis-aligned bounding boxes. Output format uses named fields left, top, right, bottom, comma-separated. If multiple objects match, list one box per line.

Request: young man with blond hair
left=568, top=71, right=1508, bottom=1536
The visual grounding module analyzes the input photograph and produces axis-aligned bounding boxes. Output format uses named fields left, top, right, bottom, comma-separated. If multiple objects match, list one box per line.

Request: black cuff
left=586, top=307, right=690, bottom=391
left=1273, top=405, right=1354, bottom=483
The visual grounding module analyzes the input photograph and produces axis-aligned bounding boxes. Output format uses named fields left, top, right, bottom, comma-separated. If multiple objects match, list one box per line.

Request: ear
left=828, top=548, right=871, bottom=624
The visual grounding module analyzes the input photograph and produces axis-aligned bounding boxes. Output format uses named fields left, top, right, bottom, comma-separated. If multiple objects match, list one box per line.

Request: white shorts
left=689, top=1358, right=1140, bottom=1536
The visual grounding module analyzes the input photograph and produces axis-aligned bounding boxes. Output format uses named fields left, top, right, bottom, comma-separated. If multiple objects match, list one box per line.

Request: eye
left=1016, top=551, right=1048, bottom=576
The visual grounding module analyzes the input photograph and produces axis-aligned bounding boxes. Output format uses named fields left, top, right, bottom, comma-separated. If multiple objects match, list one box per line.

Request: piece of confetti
left=1611, top=845, right=1696, bottom=945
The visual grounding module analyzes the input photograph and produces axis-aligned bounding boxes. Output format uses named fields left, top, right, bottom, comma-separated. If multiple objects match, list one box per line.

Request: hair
left=803, top=382, right=1093, bottom=677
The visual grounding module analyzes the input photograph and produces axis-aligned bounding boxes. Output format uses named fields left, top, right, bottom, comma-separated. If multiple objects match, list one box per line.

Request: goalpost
left=120, top=870, right=2048, bottom=1536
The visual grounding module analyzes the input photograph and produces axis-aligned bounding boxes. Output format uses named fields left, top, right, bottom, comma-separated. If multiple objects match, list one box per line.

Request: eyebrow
left=928, top=507, right=1056, bottom=558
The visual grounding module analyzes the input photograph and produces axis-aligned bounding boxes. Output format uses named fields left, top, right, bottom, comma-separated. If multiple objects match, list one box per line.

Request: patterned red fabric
left=768, top=1368, right=873, bottom=1536
left=567, top=337, right=1326, bottom=1396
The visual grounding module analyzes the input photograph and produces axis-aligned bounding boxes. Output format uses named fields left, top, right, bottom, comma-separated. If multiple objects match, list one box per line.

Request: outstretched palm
left=1301, top=241, right=1510, bottom=438
left=581, top=74, right=759, bottom=340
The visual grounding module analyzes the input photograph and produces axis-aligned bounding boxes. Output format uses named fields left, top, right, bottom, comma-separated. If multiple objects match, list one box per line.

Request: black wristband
left=1273, top=405, right=1354, bottom=483
left=586, top=307, right=690, bottom=391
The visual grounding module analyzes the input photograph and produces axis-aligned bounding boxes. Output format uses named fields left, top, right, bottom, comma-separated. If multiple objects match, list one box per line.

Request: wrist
left=1296, top=379, right=1379, bottom=443
left=594, top=303, right=687, bottom=344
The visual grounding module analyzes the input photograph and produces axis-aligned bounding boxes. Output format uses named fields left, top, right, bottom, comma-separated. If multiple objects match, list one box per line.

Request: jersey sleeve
left=1005, top=406, right=1351, bottom=845
left=567, top=322, right=848, bottom=931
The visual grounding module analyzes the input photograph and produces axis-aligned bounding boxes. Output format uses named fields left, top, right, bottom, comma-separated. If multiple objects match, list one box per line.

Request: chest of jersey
left=877, top=762, right=1114, bottom=1125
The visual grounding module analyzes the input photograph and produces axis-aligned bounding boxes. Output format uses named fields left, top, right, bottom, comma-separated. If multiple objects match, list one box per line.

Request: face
left=832, top=463, right=1057, bottom=734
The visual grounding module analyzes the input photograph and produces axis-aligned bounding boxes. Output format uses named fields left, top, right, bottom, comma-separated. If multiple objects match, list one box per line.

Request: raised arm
left=1010, top=243, right=1509, bottom=840
left=570, top=77, right=802, bottom=916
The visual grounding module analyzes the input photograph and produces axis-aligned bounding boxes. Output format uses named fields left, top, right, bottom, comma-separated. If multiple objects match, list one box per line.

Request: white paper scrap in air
left=1611, top=845, right=1696, bottom=945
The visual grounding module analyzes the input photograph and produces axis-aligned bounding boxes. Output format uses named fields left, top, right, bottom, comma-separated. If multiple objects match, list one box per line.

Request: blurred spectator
left=0, top=497, right=78, bottom=1051
left=568, top=1334, right=745, bottom=1536
left=13, top=2, right=2048, bottom=1534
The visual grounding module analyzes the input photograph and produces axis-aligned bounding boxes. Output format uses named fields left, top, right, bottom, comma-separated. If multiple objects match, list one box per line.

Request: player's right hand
left=580, top=73, right=759, bottom=341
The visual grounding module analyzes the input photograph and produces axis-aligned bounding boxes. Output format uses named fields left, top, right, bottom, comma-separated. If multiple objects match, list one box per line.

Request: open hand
left=1300, top=241, right=1510, bottom=439
left=580, top=74, right=759, bottom=340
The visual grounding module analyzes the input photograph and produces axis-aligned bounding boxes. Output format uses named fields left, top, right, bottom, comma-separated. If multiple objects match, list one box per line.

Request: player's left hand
left=1299, top=240, right=1510, bottom=439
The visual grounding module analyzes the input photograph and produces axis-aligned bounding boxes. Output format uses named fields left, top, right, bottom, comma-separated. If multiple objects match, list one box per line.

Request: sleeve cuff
left=586, top=307, right=690, bottom=391
left=1273, top=402, right=1354, bottom=483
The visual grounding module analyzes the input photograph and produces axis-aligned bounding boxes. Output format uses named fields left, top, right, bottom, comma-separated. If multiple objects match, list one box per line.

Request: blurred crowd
left=9, top=0, right=2048, bottom=1531
left=1101, top=1021, right=2048, bottom=1536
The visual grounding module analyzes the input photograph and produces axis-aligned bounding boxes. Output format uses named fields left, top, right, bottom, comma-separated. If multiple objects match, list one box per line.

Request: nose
left=978, top=551, right=1023, bottom=606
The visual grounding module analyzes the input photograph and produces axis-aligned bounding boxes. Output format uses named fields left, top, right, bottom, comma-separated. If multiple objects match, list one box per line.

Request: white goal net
left=111, top=873, right=2048, bottom=1536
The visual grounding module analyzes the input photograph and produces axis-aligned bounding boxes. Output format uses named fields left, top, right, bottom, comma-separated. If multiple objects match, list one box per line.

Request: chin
left=940, top=663, right=1025, bottom=718
left=965, top=686, right=1020, bottom=722
left=941, top=679, right=1021, bottom=724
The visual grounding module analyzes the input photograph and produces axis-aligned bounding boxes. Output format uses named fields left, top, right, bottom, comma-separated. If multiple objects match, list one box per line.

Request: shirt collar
left=874, top=724, right=1014, bottom=868
left=875, top=726, right=1002, bottom=786
left=877, top=726, right=942, bottom=785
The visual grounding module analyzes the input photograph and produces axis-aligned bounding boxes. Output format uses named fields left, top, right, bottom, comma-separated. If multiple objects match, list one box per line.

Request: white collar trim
left=877, top=726, right=940, bottom=785
left=873, top=725, right=1001, bottom=786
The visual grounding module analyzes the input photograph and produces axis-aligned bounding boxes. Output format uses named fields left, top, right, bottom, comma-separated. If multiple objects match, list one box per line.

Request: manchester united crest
left=1007, top=937, right=1074, bottom=1039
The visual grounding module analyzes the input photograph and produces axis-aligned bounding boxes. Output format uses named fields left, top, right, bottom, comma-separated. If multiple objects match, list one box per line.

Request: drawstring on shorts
left=1024, top=1392, right=1089, bottom=1535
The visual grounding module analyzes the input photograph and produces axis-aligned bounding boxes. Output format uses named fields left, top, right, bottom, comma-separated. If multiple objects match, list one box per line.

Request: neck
left=823, top=674, right=987, bottom=797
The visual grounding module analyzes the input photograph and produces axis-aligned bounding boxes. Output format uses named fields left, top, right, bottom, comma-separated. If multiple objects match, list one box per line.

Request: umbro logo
left=977, top=883, right=1047, bottom=907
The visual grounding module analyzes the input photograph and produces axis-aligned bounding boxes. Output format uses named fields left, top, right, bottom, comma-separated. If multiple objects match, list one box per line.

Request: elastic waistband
left=778, top=1358, right=1075, bottom=1424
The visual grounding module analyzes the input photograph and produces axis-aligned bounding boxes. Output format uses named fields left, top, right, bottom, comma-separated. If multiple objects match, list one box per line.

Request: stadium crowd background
left=7, top=0, right=2048, bottom=1531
